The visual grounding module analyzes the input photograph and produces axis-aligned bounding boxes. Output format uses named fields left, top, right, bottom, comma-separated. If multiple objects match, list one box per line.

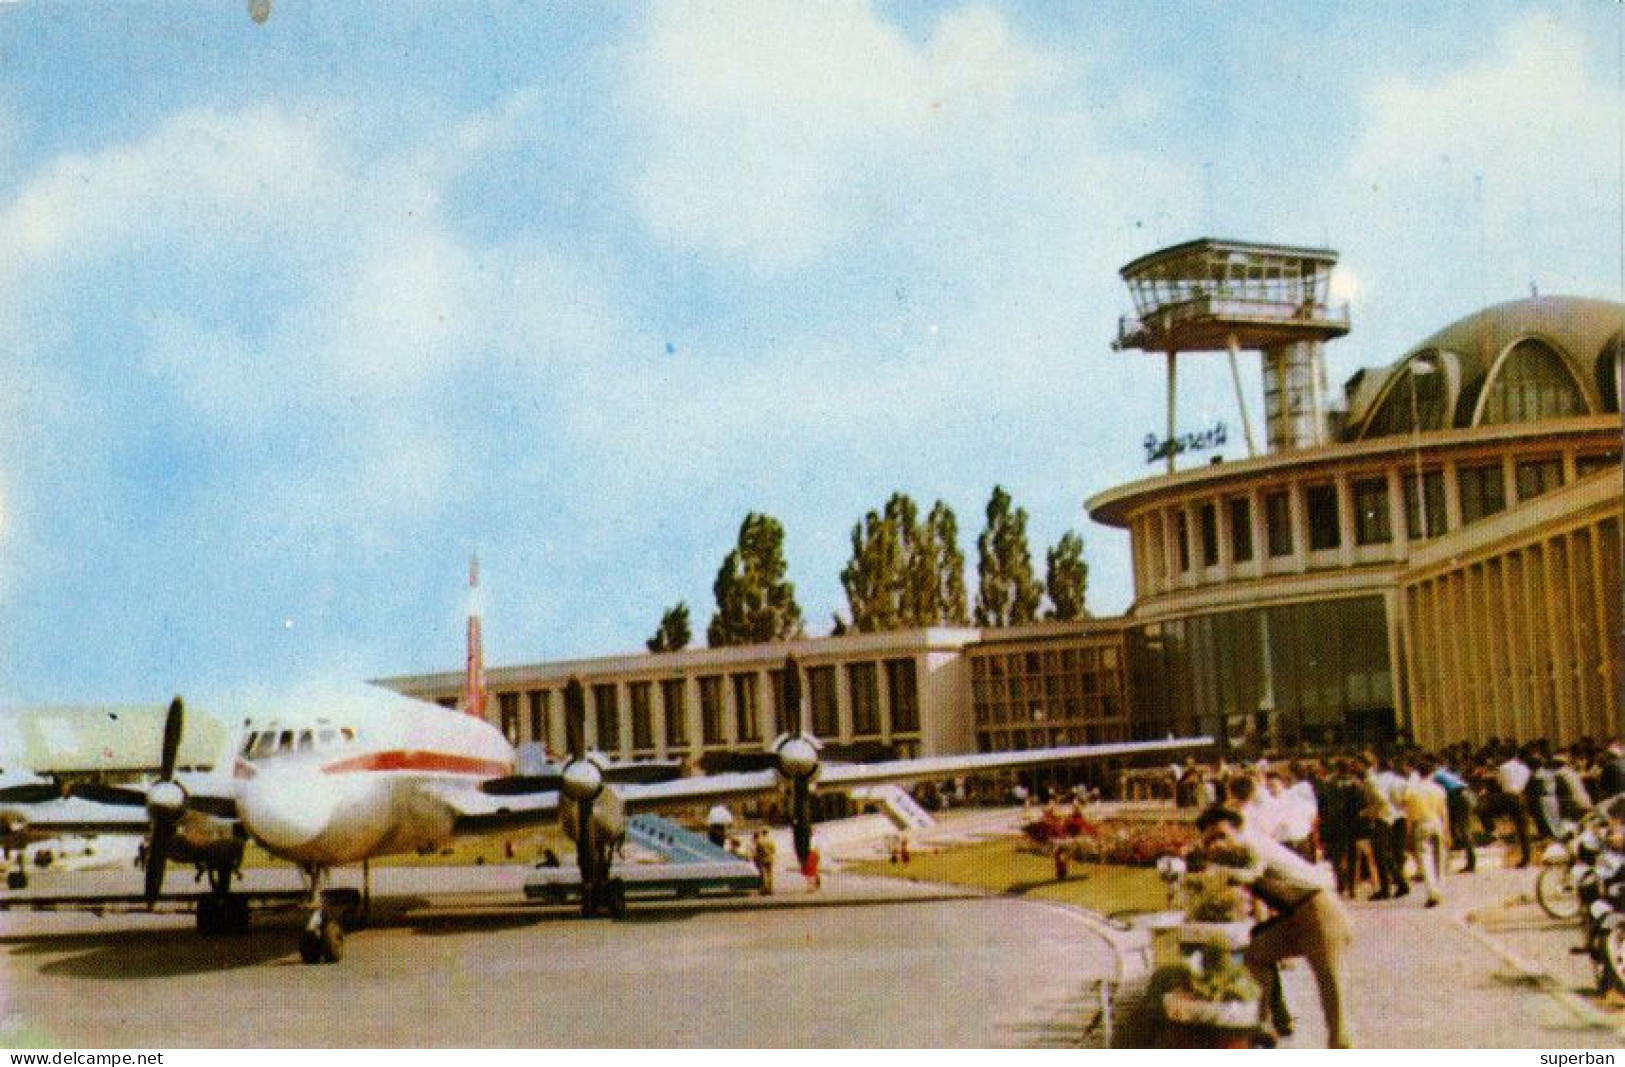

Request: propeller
left=142, top=697, right=189, bottom=906
left=0, top=782, right=63, bottom=804
left=775, top=655, right=819, bottom=865
left=557, top=678, right=605, bottom=913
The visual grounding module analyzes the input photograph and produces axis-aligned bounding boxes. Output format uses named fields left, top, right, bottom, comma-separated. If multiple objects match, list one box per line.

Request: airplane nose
left=241, top=773, right=329, bottom=853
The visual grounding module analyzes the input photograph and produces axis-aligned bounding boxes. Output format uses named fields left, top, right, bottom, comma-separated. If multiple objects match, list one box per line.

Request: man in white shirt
left=1490, top=747, right=1533, bottom=867
left=1196, top=806, right=1353, bottom=1048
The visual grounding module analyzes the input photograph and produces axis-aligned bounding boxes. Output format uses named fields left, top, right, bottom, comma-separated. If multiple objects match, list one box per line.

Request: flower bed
left=1021, top=817, right=1200, bottom=866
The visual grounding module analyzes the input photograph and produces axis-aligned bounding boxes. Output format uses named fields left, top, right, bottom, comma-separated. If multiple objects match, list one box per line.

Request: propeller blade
left=563, top=678, right=586, bottom=762
left=68, top=782, right=148, bottom=807
left=145, top=819, right=176, bottom=905
left=159, top=697, right=184, bottom=781
left=0, top=783, right=61, bottom=804
left=791, top=777, right=812, bottom=865
left=575, top=797, right=596, bottom=885
left=783, top=655, right=806, bottom=737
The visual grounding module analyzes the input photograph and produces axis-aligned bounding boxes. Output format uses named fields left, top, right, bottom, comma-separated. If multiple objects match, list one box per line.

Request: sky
left=0, top=1, right=1619, bottom=706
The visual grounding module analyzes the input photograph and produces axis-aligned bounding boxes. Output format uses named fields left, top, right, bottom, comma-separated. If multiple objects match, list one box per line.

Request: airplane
left=0, top=565, right=1213, bottom=965
left=0, top=669, right=1211, bottom=964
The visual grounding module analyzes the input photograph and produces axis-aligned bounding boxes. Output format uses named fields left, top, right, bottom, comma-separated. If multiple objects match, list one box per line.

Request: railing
left=1117, top=296, right=1351, bottom=347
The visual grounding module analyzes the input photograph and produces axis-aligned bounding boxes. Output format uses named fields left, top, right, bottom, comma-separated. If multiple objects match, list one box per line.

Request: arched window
left=1598, top=335, right=1621, bottom=414
left=1478, top=339, right=1586, bottom=425
left=1362, top=352, right=1450, bottom=438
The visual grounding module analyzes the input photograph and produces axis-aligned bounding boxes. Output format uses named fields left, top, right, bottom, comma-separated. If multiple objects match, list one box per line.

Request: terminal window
left=661, top=677, right=688, bottom=748
left=1515, top=457, right=1564, bottom=501
left=1175, top=510, right=1191, bottom=571
left=885, top=658, right=919, bottom=733
left=1403, top=470, right=1447, bottom=540
left=629, top=681, right=654, bottom=751
left=1265, top=490, right=1293, bottom=557
left=731, top=672, right=760, bottom=743
left=1306, top=483, right=1340, bottom=551
left=1199, top=502, right=1219, bottom=567
left=848, top=661, right=880, bottom=736
left=1458, top=463, right=1507, bottom=524
left=1353, top=477, right=1391, bottom=545
left=808, top=665, right=839, bottom=737
left=1228, top=497, right=1253, bottom=562
left=699, top=675, right=726, bottom=745
left=527, top=689, right=549, bottom=744
left=592, top=683, right=619, bottom=751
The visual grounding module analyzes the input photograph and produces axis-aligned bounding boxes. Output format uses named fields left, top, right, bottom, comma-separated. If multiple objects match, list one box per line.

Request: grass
left=846, top=836, right=1173, bottom=920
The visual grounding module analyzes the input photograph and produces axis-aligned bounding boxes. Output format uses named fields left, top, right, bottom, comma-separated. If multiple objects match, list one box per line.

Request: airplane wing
left=0, top=797, right=152, bottom=840
left=424, top=781, right=563, bottom=835
left=615, top=735, right=1213, bottom=814
left=426, top=735, right=1212, bottom=838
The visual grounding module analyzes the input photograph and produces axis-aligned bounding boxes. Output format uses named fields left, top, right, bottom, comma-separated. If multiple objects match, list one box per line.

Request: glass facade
left=1129, top=596, right=1395, bottom=748
left=1353, top=477, right=1391, bottom=545
left=1403, top=470, right=1447, bottom=541
left=1458, top=464, right=1506, bottom=524
left=971, top=640, right=1128, bottom=751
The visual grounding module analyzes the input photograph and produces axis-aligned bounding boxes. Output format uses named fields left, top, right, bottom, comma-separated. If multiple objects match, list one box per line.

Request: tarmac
left=1, top=809, right=1620, bottom=1047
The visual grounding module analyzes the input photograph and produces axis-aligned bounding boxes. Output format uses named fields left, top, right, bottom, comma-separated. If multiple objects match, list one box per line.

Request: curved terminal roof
left=1349, top=296, right=1623, bottom=440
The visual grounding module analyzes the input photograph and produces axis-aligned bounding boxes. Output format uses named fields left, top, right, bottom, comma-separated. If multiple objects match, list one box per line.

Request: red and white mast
left=463, top=556, right=487, bottom=720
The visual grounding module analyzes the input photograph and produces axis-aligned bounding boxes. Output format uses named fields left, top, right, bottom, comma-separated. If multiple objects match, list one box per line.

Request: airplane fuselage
left=230, top=693, right=515, bottom=867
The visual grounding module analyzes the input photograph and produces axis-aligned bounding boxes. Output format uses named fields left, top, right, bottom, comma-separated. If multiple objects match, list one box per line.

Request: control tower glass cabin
left=1113, top=238, right=1351, bottom=469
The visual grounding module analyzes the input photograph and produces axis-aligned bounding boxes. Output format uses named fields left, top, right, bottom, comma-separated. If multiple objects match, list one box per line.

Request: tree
left=916, top=500, right=970, bottom=626
left=707, top=513, right=805, bottom=647
left=646, top=602, right=692, bottom=652
left=1044, top=531, right=1089, bottom=621
left=974, top=485, right=1041, bottom=627
left=840, top=493, right=969, bottom=632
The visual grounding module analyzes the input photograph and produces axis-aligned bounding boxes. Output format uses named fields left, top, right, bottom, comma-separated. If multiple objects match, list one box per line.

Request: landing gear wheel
left=298, top=926, right=324, bottom=964
left=605, top=880, right=627, bottom=919
left=6, top=870, right=26, bottom=891
left=299, top=911, right=344, bottom=964
left=223, top=894, right=251, bottom=934
left=196, top=895, right=221, bottom=936
left=320, top=917, right=345, bottom=963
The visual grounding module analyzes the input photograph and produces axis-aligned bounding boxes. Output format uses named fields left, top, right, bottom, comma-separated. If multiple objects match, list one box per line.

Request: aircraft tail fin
left=464, top=556, right=487, bottom=720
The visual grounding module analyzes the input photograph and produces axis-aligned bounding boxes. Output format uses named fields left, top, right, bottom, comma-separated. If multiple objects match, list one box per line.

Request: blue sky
left=0, top=1, right=1618, bottom=704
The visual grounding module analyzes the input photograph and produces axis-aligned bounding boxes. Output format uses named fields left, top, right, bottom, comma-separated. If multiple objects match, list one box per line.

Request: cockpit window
left=253, top=732, right=279, bottom=758
left=318, top=728, right=336, bottom=747
left=278, top=730, right=294, bottom=752
left=240, top=732, right=258, bottom=757
left=341, top=727, right=355, bottom=743
left=296, top=729, right=314, bottom=751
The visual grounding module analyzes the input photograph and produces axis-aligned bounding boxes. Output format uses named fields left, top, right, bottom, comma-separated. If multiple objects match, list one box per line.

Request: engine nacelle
left=560, top=755, right=606, bottom=802
left=772, top=734, right=821, bottom=783
left=147, top=779, right=187, bottom=820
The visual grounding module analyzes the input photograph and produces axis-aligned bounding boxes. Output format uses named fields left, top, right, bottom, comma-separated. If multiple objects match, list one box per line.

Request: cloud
left=1334, top=11, right=1619, bottom=363
left=622, top=1, right=1067, bottom=273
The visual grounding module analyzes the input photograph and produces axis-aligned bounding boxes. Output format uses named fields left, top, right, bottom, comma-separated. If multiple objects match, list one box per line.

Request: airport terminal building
left=382, top=240, right=1625, bottom=760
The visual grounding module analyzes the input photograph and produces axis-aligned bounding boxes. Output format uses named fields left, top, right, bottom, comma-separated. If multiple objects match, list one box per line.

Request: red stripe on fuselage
left=321, top=751, right=513, bottom=777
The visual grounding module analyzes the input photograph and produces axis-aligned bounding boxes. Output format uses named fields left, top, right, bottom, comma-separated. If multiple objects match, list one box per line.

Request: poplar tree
left=1044, top=530, right=1089, bottom=621
left=840, top=493, right=969, bottom=631
left=646, top=602, right=692, bottom=652
left=707, top=513, right=805, bottom=647
left=974, top=485, right=1041, bottom=627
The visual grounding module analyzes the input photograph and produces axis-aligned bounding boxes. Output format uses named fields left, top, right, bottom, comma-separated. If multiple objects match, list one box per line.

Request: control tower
left=1113, top=238, right=1350, bottom=471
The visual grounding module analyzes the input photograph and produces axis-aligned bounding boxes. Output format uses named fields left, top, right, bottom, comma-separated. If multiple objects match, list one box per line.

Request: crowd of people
left=1171, top=736, right=1625, bottom=1048
left=1173, top=737, right=1625, bottom=907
